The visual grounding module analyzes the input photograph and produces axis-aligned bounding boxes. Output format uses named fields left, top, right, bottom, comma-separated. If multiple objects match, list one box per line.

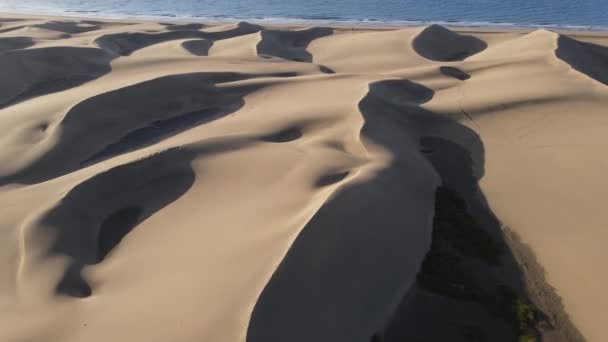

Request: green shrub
left=416, top=187, right=540, bottom=341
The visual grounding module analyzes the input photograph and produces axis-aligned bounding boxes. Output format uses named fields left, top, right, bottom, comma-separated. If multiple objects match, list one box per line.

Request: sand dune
left=0, top=46, right=113, bottom=108
left=0, top=14, right=607, bottom=342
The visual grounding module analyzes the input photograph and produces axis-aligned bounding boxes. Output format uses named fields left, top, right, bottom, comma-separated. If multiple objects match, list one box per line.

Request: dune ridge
left=0, top=14, right=606, bottom=342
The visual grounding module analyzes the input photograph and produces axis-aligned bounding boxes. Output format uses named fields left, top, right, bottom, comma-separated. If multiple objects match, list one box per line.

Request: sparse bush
left=416, top=187, right=540, bottom=341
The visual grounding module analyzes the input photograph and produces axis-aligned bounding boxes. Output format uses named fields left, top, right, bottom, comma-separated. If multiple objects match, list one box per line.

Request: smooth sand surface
left=0, top=14, right=606, bottom=341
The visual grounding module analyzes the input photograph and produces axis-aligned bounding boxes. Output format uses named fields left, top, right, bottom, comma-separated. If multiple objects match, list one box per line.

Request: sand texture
left=0, top=14, right=606, bottom=342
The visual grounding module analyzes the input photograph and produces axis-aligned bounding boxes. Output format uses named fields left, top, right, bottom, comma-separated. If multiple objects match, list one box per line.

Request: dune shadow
left=164, top=23, right=205, bottom=31
left=37, top=135, right=263, bottom=298
left=97, top=206, right=143, bottom=261
left=182, top=39, right=213, bottom=56
left=0, top=37, right=35, bottom=52
left=0, top=47, right=114, bottom=109
left=247, top=79, right=580, bottom=341
left=0, top=18, right=22, bottom=22
left=95, top=30, right=209, bottom=56
left=260, top=126, right=303, bottom=143
left=0, top=24, right=28, bottom=34
left=557, top=35, right=608, bottom=86
left=319, top=65, right=336, bottom=74
left=39, top=147, right=198, bottom=297
left=56, top=205, right=144, bottom=297
left=314, top=171, right=350, bottom=187
left=34, top=20, right=101, bottom=34
left=201, top=22, right=263, bottom=40
left=257, top=27, right=334, bottom=64
left=413, top=25, right=487, bottom=62
left=95, top=22, right=262, bottom=56
left=81, top=105, right=237, bottom=165
left=439, top=66, right=471, bottom=80
left=247, top=80, right=439, bottom=342
left=0, top=72, right=268, bottom=186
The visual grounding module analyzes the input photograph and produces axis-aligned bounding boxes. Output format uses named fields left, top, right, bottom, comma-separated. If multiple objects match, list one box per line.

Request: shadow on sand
left=37, top=137, right=260, bottom=298
left=247, top=79, right=583, bottom=342
left=0, top=72, right=268, bottom=186
left=42, top=148, right=197, bottom=297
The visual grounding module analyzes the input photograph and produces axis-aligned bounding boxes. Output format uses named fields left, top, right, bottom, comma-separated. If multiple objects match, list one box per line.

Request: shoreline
left=2, top=11, right=608, bottom=35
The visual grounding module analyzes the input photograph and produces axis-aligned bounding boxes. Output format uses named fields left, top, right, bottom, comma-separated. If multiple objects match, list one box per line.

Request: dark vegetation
left=429, top=188, right=502, bottom=264
left=416, top=187, right=541, bottom=342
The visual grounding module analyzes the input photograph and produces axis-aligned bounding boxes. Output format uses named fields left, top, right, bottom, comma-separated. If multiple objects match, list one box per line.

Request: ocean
left=1, top=0, right=607, bottom=30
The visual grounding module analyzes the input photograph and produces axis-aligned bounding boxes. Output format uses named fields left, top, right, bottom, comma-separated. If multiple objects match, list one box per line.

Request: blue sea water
left=1, top=0, right=607, bottom=30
